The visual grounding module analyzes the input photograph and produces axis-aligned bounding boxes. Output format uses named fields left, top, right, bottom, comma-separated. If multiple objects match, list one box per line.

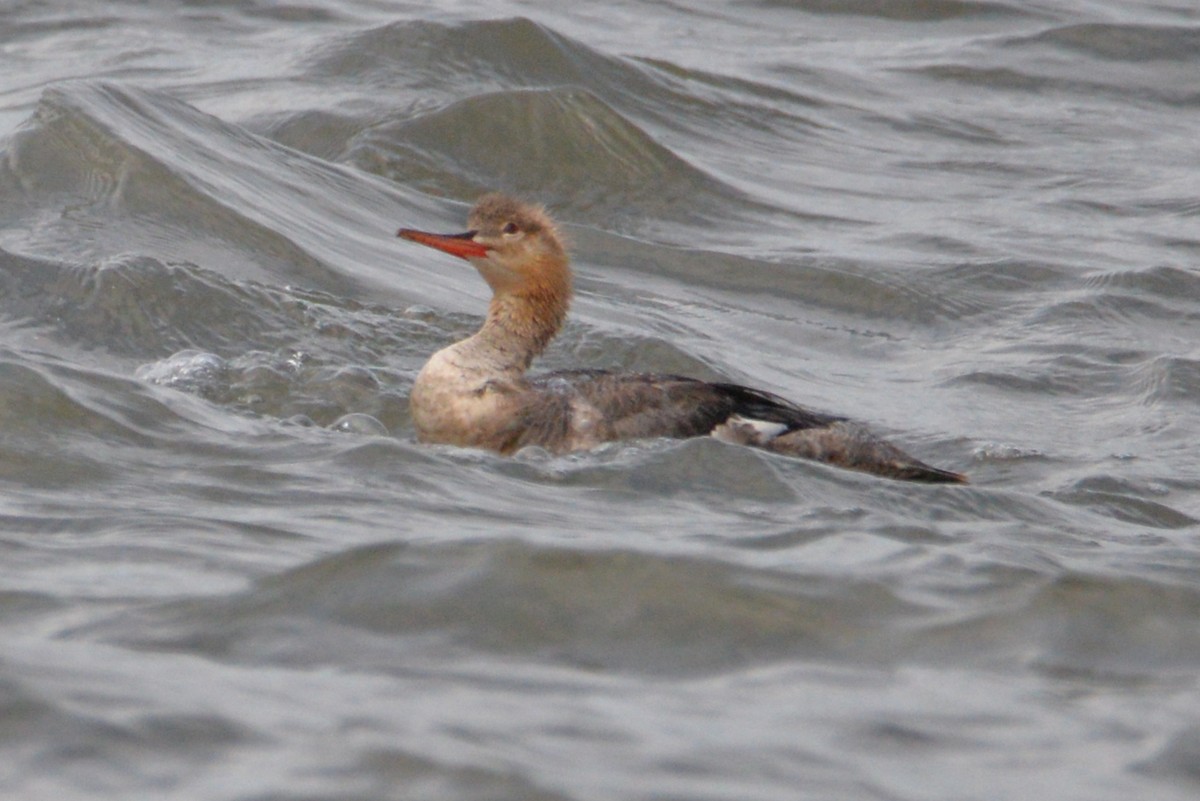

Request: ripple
left=1129, top=355, right=1200, bottom=406
left=347, top=87, right=744, bottom=228
left=575, top=231, right=982, bottom=324
left=1049, top=475, right=1199, bottom=530
left=750, top=0, right=1026, bottom=21
left=136, top=350, right=229, bottom=399
left=0, top=81, right=433, bottom=307
left=306, top=17, right=624, bottom=96
left=329, top=412, right=389, bottom=436
left=5, top=84, right=334, bottom=282
left=902, top=569, right=1200, bottom=681
left=1084, top=265, right=1200, bottom=304
left=302, top=15, right=821, bottom=142
left=99, top=538, right=933, bottom=675
left=1136, top=726, right=1200, bottom=785
left=1017, top=23, right=1200, bottom=63
left=0, top=245, right=442, bottom=370
left=295, top=16, right=833, bottom=235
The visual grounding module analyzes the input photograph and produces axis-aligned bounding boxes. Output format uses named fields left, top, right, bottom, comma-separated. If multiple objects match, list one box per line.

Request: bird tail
left=718, top=416, right=967, bottom=484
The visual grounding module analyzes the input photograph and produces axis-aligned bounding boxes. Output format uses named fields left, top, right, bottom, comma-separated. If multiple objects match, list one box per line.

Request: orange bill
left=397, top=228, right=489, bottom=260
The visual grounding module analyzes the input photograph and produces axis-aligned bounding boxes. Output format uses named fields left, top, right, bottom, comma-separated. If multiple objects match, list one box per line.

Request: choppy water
left=1, top=1, right=1199, bottom=799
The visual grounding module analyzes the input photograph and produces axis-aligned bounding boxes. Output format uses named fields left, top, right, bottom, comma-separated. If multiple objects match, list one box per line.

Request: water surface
left=1, top=1, right=1198, bottom=799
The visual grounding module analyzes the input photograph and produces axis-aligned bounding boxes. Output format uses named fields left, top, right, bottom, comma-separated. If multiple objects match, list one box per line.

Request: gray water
left=1, top=1, right=1199, bottom=799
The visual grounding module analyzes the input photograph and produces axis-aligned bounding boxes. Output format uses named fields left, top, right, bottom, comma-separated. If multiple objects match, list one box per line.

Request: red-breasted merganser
left=398, top=194, right=966, bottom=483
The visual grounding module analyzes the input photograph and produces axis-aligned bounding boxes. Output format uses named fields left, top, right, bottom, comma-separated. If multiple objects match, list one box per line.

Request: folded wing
left=510, top=370, right=965, bottom=483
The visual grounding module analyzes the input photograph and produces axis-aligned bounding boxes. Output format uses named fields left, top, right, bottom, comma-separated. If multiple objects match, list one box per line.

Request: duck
left=397, top=193, right=965, bottom=483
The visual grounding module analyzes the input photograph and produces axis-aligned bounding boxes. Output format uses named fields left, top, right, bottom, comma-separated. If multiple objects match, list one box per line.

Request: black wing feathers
left=531, top=370, right=841, bottom=438
left=521, top=370, right=965, bottom=483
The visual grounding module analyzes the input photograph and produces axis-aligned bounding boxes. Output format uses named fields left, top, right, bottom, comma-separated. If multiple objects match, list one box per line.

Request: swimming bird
left=397, top=194, right=965, bottom=483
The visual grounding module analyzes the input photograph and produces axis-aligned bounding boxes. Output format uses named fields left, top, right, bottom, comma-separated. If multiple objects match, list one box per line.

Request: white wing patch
left=711, top=415, right=788, bottom=446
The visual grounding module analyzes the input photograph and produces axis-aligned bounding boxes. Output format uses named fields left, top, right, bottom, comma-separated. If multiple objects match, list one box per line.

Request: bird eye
left=502, top=222, right=520, bottom=236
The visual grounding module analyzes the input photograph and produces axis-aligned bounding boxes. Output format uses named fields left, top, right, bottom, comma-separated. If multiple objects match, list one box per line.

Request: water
left=1, top=1, right=1199, bottom=798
